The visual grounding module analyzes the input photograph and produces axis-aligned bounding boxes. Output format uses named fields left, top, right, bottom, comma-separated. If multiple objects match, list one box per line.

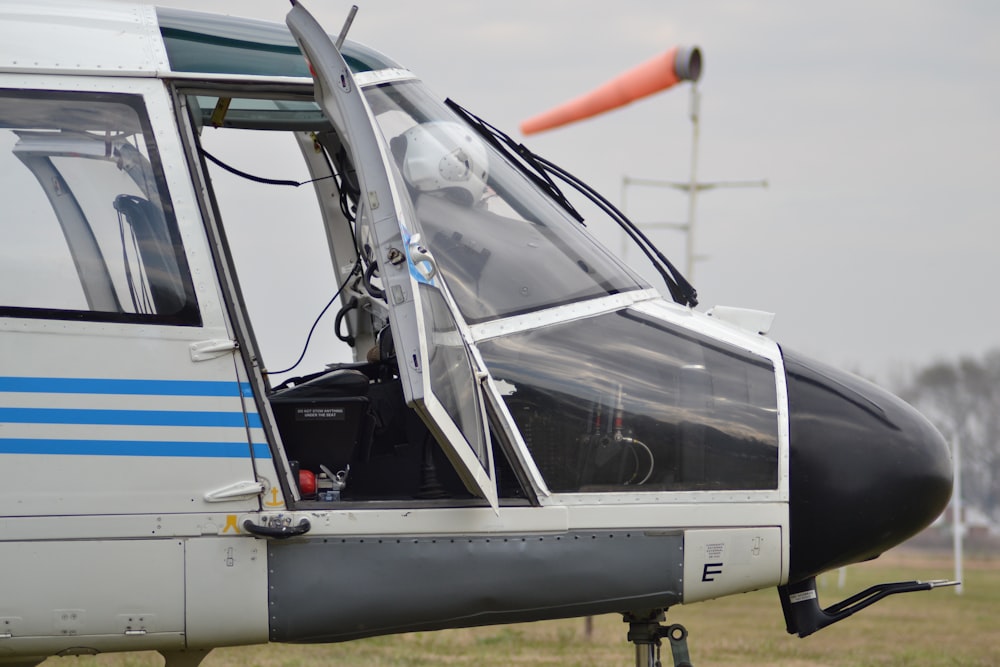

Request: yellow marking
left=210, top=97, right=232, bottom=127
left=223, top=514, right=240, bottom=534
left=264, top=487, right=284, bottom=507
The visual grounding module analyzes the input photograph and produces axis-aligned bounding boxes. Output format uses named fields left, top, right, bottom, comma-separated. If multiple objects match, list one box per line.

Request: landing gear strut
left=624, top=611, right=693, bottom=667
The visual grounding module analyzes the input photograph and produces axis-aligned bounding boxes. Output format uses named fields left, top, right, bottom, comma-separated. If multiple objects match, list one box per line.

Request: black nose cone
left=784, top=349, right=952, bottom=582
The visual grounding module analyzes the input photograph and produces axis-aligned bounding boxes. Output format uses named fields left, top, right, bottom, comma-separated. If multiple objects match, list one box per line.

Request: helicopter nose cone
left=783, top=349, right=952, bottom=582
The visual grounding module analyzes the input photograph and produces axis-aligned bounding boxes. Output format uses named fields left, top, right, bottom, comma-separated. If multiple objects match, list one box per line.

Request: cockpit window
left=419, top=284, right=489, bottom=470
left=157, top=7, right=400, bottom=78
left=478, top=309, right=779, bottom=493
left=0, top=90, right=199, bottom=325
left=363, top=81, right=646, bottom=324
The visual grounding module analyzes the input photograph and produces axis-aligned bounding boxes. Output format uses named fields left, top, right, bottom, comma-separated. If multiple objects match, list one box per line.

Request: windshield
left=362, top=80, right=646, bottom=324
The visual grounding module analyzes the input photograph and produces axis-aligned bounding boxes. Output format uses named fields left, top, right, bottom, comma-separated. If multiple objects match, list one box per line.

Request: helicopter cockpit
left=170, top=44, right=785, bottom=510
left=363, top=80, right=781, bottom=496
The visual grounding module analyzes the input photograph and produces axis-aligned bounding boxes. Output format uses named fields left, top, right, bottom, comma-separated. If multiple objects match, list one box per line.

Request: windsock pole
left=520, top=45, right=701, bottom=135
left=519, top=45, right=705, bottom=280
left=953, top=437, right=964, bottom=595
left=618, top=84, right=705, bottom=281
left=685, top=85, right=701, bottom=280
left=522, top=46, right=768, bottom=284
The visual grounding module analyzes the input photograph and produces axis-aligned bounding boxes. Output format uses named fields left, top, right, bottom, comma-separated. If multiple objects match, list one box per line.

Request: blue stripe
left=0, top=438, right=272, bottom=459
left=0, top=376, right=253, bottom=398
left=0, top=407, right=262, bottom=429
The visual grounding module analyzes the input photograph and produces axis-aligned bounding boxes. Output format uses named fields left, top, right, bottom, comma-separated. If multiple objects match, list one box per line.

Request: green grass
left=43, top=550, right=998, bottom=667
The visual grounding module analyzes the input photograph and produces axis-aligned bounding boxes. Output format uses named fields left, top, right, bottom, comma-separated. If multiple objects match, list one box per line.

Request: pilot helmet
left=393, top=121, right=488, bottom=206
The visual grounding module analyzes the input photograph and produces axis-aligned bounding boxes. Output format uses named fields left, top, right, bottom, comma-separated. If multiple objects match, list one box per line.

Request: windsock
left=520, top=45, right=701, bottom=135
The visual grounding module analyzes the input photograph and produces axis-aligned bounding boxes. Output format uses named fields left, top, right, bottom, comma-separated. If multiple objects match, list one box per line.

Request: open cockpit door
left=286, top=2, right=498, bottom=510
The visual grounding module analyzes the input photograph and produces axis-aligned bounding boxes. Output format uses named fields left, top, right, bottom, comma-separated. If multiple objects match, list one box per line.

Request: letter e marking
left=702, top=562, right=724, bottom=582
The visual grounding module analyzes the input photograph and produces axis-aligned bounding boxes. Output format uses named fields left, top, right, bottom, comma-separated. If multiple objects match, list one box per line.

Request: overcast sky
left=148, top=0, right=999, bottom=385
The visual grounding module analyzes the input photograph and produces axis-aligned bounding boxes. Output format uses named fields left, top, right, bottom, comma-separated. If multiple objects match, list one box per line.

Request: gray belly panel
left=267, top=529, right=683, bottom=642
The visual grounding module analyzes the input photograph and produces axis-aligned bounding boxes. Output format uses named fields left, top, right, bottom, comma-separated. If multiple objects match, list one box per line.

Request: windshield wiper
left=446, top=99, right=584, bottom=223
left=446, top=99, right=698, bottom=308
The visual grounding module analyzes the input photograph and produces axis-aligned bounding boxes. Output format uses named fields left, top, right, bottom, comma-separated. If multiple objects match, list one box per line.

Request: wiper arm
left=535, top=154, right=698, bottom=308
left=447, top=99, right=698, bottom=308
left=446, top=99, right=584, bottom=224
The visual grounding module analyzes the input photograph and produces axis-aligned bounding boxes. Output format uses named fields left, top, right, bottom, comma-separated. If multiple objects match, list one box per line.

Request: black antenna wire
left=201, top=147, right=334, bottom=188
left=264, top=258, right=361, bottom=376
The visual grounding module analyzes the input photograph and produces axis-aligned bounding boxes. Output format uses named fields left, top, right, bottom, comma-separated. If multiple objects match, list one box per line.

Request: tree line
left=895, top=349, right=1000, bottom=524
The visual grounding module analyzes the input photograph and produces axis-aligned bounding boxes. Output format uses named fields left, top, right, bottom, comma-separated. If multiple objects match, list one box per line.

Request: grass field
left=44, top=549, right=998, bottom=667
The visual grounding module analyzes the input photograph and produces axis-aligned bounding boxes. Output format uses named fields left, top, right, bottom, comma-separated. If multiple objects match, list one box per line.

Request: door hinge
left=190, top=339, right=239, bottom=362
left=204, top=480, right=266, bottom=503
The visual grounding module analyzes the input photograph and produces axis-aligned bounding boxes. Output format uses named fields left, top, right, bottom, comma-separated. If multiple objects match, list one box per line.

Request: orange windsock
left=520, top=45, right=702, bottom=135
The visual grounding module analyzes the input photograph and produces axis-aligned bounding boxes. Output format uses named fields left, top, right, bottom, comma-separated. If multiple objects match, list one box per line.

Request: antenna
left=335, top=5, right=358, bottom=49
left=620, top=84, right=767, bottom=282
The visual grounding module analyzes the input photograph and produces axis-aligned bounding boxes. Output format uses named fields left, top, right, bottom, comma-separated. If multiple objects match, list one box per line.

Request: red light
left=298, top=469, right=317, bottom=496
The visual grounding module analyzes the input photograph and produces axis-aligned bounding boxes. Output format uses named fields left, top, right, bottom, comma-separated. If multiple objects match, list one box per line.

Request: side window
left=479, top=309, right=780, bottom=493
left=0, top=90, right=199, bottom=325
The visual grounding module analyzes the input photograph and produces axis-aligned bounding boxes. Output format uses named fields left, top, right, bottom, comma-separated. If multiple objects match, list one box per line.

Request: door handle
left=408, top=234, right=438, bottom=282
left=242, top=517, right=311, bottom=539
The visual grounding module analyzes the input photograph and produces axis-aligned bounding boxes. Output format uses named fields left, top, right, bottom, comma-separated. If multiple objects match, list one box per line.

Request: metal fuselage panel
left=0, top=67, right=271, bottom=657
left=267, top=530, right=683, bottom=643
left=0, top=540, right=186, bottom=656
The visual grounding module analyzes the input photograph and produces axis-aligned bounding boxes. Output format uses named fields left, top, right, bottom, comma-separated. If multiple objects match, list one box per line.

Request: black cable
left=201, top=147, right=335, bottom=188
left=197, top=139, right=368, bottom=370
left=363, top=261, right=385, bottom=300
left=334, top=296, right=359, bottom=346
left=264, top=258, right=361, bottom=376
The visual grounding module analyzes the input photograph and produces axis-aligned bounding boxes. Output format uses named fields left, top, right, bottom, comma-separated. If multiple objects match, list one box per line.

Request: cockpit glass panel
left=478, top=309, right=779, bottom=492
left=189, top=96, right=330, bottom=131
left=419, top=284, right=488, bottom=470
left=362, top=81, right=646, bottom=324
left=0, top=90, right=198, bottom=325
left=157, top=7, right=400, bottom=77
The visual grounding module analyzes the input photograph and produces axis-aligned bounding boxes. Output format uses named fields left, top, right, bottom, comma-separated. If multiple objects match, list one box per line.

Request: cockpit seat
left=269, top=367, right=370, bottom=399
left=112, top=194, right=186, bottom=315
left=269, top=368, right=372, bottom=482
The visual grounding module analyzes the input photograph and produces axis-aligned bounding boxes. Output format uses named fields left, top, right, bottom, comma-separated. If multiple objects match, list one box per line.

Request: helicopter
left=0, top=2, right=955, bottom=667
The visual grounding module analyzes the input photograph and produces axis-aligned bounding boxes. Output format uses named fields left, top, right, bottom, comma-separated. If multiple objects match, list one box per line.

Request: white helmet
left=393, top=121, right=489, bottom=206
